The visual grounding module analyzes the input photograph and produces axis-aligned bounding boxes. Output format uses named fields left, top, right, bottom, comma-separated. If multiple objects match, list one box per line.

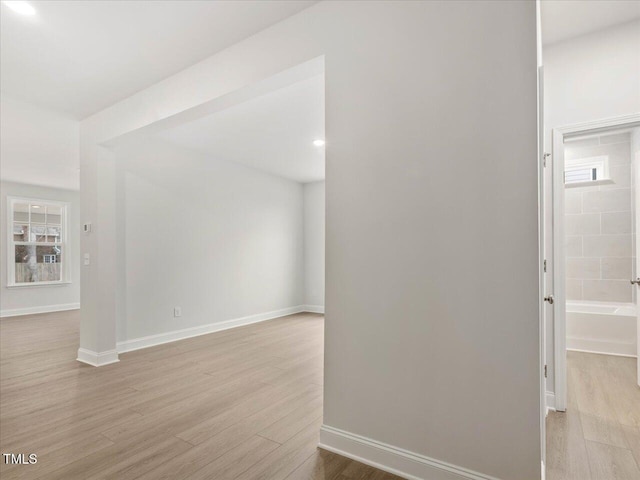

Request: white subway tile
left=583, top=234, right=631, bottom=257
left=566, top=279, right=582, bottom=300
left=566, top=257, right=600, bottom=279
left=566, top=236, right=583, bottom=257
left=565, top=191, right=582, bottom=214
left=601, top=165, right=631, bottom=190
left=582, top=279, right=632, bottom=302
left=601, top=257, right=632, bottom=280
left=565, top=214, right=600, bottom=235
left=582, top=189, right=630, bottom=213
left=601, top=211, right=632, bottom=234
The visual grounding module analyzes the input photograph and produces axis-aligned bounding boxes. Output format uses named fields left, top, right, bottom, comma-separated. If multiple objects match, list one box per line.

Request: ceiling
left=2, top=0, right=637, bottom=118
left=1, top=0, right=634, bottom=189
left=541, top=0, right=640, bottom=45
left=156, top=75, right=325, bottom=183
left=0, top=0, right=317, bottom=119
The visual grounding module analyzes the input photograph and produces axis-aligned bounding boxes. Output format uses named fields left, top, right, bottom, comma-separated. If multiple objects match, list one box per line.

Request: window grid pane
left=13, top=223, right=28, bottom=242
left=565, top=168, right=596, bottom=184
left=13, top=203, right=29, bottom=223
left=13, top=202, right=64, bottom=243
left=14, top=245, right=63, bottom=283
left=10, top=199, right=66, bottom=284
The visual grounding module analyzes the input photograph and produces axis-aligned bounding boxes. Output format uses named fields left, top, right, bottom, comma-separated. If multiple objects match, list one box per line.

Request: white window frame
left=564, top=155, right=611, bottom=187
left=6, top=196, right=70, bottom=287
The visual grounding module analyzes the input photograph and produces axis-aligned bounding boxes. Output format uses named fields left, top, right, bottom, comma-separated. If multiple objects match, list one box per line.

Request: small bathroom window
left=564, top=155, right=610, bottom=187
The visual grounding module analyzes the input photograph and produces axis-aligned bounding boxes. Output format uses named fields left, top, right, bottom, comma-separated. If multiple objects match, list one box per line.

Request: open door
left=537, top=5, right=547, bottom=475
left=633, top=128, right=640, bottom=386
left=537, top=63, right=547, bottom=475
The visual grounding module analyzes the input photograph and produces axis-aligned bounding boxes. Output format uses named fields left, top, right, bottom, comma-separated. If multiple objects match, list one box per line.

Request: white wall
left=81, top=2, right=540, bottom=478
left=544, top=20, right=640, bottom=146
left=113, top=139, right=304, bottom=344
left=544, top=20, right=640, bottom=397
left=0, top=95, right=80, bottom=191
left=0, top=95, right=81, bottom=316
left=0, top=181, right=80, bottom=316
left=304, top=181, right=324, bottom=309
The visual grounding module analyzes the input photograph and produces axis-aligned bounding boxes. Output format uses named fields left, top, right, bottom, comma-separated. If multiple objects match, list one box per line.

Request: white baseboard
left=319, top=425, right=500, bottom=480
left=302, top=304, right=324, bottom=314
left=117, top=305, right=318, bottom=353
left=77, top=348, right=119, bottom=367
left=567, top=337, right=636, bottom=358
left=0, top=302, right=80, bottom=318
left=546, top=392, right=556, bottom=415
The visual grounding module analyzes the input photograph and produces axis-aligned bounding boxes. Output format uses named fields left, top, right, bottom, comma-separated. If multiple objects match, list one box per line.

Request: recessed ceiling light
left=313, top=139, right=325, bottom=147
left=32, top=205, right=40, bottom=209
left=3, top=1, right=36, bottom=16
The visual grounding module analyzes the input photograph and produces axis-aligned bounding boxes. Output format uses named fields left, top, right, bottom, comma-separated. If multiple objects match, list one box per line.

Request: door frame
left=552, top=113, right=640, bottom=412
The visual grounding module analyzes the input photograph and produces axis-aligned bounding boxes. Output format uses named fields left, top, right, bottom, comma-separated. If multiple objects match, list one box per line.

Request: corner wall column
left=77, top=138, right=118, bottom=366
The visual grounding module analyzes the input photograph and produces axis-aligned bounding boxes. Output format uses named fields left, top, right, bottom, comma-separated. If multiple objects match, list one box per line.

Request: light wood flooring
left=5, top=312, right=637, bottom=480
left=546, top=351, right=640, bottom=480
left=0, top=310, right=401, bottom=480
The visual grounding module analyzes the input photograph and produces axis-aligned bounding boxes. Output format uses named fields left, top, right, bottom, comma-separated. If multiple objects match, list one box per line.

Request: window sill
left=6, top=281, right=72, bottom=289
left=565, top=178, right=614, bottom=188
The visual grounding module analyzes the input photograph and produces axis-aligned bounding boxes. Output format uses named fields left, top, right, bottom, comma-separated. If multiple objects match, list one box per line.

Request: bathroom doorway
left=552, top=114, right=640, bottom=411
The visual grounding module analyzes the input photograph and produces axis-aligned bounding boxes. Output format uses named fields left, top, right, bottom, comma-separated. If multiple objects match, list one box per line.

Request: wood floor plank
left=136, top=385, right=323, bottom=480
left=609, top=374, right=640, bottom=428
left=0, top=432, right=114, bottom=480
left=176, top=382, right=321, bottom=446
left=546, top=409, right=592, bottom=480
left=234, top=417, right=324, bottom=480
left=571, top=367, right=619, bottom=423
left=284, top=449, right=351, bottom=480
left=0, top=409, right=141, bottom=462
left=580, top=413, right=629, bottom=449
left=621, top=424, right=640, bottom=470
left=340, top=460, right=384, bottom=479
left=188, top=435, right=280, bottom=480
left=101, top=379, right=273, bottom=444
left=1, top=311, right=394, bottom=480
left=339, top=461, right=405, bottom=480
left=258, top=400, right=324, bottom=444
left=547, top=351, right=640, bottom=480
left=339, top=459, right=405, bottom=479
left=585, top=440, right=640, bottom=480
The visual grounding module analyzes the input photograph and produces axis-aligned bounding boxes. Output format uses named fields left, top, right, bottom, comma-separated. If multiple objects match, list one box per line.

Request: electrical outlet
left=173, top=307, right=182, bottom=318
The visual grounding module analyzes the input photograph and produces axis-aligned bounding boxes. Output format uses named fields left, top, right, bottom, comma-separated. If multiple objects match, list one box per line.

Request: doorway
left=552, top=114, right=640, bottom=410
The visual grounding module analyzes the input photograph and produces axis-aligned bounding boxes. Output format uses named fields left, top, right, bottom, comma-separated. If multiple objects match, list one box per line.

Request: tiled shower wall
left=565, top=132, right=635, bottom=303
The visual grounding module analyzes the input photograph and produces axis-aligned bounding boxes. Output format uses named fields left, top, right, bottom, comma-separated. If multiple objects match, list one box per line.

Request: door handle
left=631, top=278, right=640, bottom=285
left=544, top=295, right=554, bottom=305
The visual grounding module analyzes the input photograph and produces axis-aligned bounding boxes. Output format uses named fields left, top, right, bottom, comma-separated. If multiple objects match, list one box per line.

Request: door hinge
left=543, top=152, right=551, bottom=167
left=544, top=259, right=547, bottom=273
left=544, top=365, right=548, bottom=378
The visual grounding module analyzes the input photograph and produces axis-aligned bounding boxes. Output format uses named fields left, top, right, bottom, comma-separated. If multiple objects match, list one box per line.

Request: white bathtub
left=566, top=300, right=637, bottom=357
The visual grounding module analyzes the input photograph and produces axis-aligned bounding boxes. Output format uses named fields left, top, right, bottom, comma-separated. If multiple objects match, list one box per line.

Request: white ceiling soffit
left=155, top=74, right=325, bottom=184
left=541, top=0, right=640, bottom=46
left=0, top=0, right=317, bottom=119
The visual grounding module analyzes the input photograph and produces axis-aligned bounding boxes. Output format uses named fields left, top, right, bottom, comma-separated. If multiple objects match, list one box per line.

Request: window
left=43, top=254, right=58, bottom=264
left=564, top=155, right=609, bottom=186
left=7, top=198, right=68, bottom=286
